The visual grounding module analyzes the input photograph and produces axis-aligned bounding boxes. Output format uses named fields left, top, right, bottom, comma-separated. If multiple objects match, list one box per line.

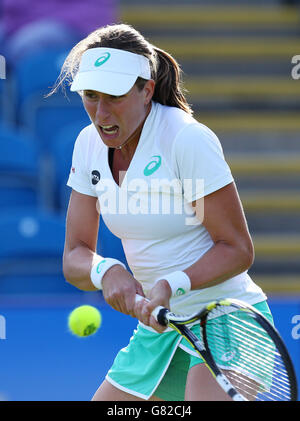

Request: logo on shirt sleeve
left=91, top=170, right=101, bottom=185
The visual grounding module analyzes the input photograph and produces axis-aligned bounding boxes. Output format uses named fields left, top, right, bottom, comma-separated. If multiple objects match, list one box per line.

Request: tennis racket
left=135, top=295, right=298, bottom=401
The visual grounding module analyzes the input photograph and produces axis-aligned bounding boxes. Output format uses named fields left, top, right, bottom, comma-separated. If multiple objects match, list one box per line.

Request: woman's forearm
left=63, top=245, right=99, bottom=291
left=184, top=239, right=254, bottom=290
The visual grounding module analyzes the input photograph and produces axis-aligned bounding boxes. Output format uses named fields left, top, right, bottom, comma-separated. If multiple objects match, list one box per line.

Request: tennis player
left=59, top=24, right=273, bottom=401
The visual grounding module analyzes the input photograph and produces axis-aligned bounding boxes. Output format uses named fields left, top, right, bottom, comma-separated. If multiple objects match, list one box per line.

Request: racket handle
left=135, top=294, right=169, bottom=326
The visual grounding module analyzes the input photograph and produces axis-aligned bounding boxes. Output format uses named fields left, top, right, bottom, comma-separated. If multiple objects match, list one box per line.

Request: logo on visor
left=94, top=52, right=111, bottom=67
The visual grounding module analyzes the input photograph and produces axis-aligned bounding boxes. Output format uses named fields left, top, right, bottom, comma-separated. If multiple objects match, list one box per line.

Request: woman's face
left=82, top=80, right=155, bottom=149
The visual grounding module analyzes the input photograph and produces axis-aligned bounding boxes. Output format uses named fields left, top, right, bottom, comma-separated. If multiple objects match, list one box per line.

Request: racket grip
left=135, top=294, right=169, bottom=326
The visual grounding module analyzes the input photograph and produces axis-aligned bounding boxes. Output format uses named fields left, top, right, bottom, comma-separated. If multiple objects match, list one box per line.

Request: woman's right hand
left=101, top=264, right=145, bottom=317
left=133, top=279, right=171, bottom=333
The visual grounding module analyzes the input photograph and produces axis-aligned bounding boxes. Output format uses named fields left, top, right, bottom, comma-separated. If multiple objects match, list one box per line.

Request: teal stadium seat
left=0, top=124, right=40, bottom=207
left=11, top=47, right=90, bottom=151
left=0, top=207, right=76, bottom=294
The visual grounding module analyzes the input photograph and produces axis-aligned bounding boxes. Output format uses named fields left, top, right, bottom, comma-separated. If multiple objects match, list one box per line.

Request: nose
left=95, top=97, right=110, bottom=124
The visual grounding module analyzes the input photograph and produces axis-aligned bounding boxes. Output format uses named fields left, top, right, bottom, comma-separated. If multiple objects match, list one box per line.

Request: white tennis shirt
left=67, top=101, right=266, bottom=314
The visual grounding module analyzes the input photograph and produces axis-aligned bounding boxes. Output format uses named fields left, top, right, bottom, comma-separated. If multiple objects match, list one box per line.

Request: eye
left=83, top=90, right=98, bottom=99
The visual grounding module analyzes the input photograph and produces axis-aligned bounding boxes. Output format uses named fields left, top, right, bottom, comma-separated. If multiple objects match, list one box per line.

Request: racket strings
left=205, top=306, right=292, bottom=401
left=209, top=315, right=290, bottom=400
left=222, top=323, right=290, bottom=401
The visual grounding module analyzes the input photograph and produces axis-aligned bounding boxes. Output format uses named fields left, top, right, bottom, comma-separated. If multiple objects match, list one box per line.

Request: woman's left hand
left=134, top=279, right=172, bottom=333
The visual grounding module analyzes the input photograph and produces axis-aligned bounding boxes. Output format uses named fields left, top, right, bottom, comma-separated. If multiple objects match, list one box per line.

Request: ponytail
left=151, top=47, right=192, bottom=115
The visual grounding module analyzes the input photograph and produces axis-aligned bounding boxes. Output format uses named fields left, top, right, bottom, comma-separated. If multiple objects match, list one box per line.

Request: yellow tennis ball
left=68, top=305, right=101, bottom=337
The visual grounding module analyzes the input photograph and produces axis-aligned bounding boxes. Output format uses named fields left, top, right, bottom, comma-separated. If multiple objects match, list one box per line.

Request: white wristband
left=90, top=258, right=126, bottom=290
left=156, top=271, right=191, bottom=298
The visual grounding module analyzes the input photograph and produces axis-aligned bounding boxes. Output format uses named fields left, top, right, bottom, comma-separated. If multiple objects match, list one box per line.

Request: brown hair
left=50, top=23, right=192, bottom=115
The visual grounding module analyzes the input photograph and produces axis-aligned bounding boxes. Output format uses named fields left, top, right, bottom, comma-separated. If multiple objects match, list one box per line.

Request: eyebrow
left=83, top=90, right=125, bottom=98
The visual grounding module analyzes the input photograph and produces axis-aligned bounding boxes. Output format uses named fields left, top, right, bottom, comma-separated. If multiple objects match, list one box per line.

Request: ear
left=143, top=79, right=155, bottom=105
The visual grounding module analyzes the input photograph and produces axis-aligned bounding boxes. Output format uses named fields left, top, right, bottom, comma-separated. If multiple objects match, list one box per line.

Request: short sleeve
left=66, top=126, right=97, bottom=197
left=173, top=123, right=234, bottom=203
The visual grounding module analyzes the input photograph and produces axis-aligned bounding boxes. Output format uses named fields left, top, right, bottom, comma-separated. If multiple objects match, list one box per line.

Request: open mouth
left=99, top=125, right=119, bottom=136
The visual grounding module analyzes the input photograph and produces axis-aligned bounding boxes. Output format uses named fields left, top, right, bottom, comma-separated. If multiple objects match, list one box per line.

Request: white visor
left=70, top=47, right=151, bottom=95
